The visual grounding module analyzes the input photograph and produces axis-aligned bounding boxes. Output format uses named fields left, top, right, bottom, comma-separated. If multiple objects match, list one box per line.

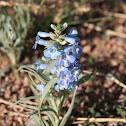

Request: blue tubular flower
left=33, top=24, right=83, bottom=92
left=72, top=69, right=81, bottom=81
left=72, top=45, right=82, bottom=59
left=54, top=85, right=60, bottom=91
left=34, top=61, right=48, bottom=72
left=57, top=75, right=69, bottom=88
left=64, top=29, right=80, bottom=45
left=68, top=29, right=78, bottom=36
left=51, top=65, right=70, bottom=77
left=38, top=31, right=51, bottom=37
left=56, top=51, right=76, bottom=67
left=54, top=84, right=69, bottom=91
left=36, top=82, right=46, bottom=94
left=57, top=74, right=74, bottom=89
left=64, top=37, right=76, bottom=45
left=44, top=44, right=61, bottom=60
left=71, top=60, right=82, bottom=69
left=69, top=81, right=78, bottom=93
left=64, top=44, right=82, bottom=59
left=32, top=34, right=47, bottom=49
left=72, top=60, right=78, bottom=67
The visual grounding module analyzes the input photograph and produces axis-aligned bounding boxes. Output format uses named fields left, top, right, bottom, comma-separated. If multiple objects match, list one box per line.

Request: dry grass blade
left=0, top=98, right=24, bottom=109
left=106, top=73, right=126, bottom=89
left=0, top=1, right=40, bottom=14
left=0, top=1, right=40, bottom=8
left=72, top=118, right=126, bottom=124
left=83, top=22, right=126, bottom=39
left=103, top=10, right=126, bottom=19
left=3, top=111, right=30, bottom=117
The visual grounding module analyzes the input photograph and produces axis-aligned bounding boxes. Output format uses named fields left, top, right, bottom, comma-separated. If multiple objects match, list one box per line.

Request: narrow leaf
left=38, top=77, right=58, bottom=125
left=30, top=108, right=58, bottom=118
left=33, top=115, right=42, bottom=126
left=19, top=65, right=50, bottom=82
left=59, top=91, right=76, bottom=126
left=40, top=0, right=46, bottom=6
left=78, top=67, right=96, bottom=85
left=39, top=77, right=58, bottom=108
left=58, top=91, right=68, bottom=114
left=44, top=111, right=56, bottom=126
left=9, top=95, right=41, bottom=107
left=23, top=69, right=46, bottom=83
left=28, top=73, right=37, bottom=86
left=18, top=103, right=38, bottom=110
left=30, top=85, right=39, bottom=96
left=46, top=94, right=58, bottom=113
left=42, top=117, right=49, bottom=126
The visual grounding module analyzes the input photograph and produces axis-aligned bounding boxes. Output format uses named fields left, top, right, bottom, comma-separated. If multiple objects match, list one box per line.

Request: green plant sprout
left=0, top=6, right=31, bottom=65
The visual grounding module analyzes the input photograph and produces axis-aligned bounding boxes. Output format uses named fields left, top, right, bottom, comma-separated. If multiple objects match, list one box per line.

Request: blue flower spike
left=33, top=23, right=83, bottom=93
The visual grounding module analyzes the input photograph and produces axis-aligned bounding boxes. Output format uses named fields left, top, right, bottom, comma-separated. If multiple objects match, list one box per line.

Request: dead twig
left=0, top=98, right=33, bottom=113
left=0, top=1, right=40, bottom=8
left=23, top=100, right=38, bottom=106
left=95, top=72, right=126, bottom=89
left=0, top=1, right=40, bottom=14
left=72, top=117, right=126, bottom=124
left=103, top=10, right=126, bottom=19
left=106, top=73, right=126, bottom=89
left=0, top=98, right=24, bottom=109
left=2, top=111, right=29, bottom=117
left=83, top=22, right=126, bottom=39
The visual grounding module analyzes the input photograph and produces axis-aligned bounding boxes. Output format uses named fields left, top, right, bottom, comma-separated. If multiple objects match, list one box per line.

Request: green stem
left=38, top=101, right=44, bottom=126
left=59, top=91, right=76, bottom=126
left=40, top=0, right=46, bottom=6
left=58, top=91, right=67, bottom=114
left=120, top=107, right=126, bottom=120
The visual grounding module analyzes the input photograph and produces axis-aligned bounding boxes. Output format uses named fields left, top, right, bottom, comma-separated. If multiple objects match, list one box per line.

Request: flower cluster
left=33, top=23, right=82, bottom=93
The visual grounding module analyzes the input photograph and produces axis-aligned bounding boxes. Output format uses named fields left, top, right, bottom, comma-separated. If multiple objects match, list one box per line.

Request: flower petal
left=34, top=61, right=40, bottom=65
left=54, top=85, right=59, bottom=91
left=36, top=85, right=42, bottom=91
left=51, top=67, right=56, bottom=74
left=68, top=29, right=78, bottom=36
left=39, top=64, right=48, bottom=69
left=57, top=78, right=62, bottom=84
left=63, top=60, right=70, bottom=67
left=67, top=55, right=75, bottom=63
left=38, top=39, right=46, bottom=45
left=42, top=56, right=51, bottom=61
left=51, top=53, right=57, bottom=59
left=38, top=31, right=50, bottom=37
left=44, top=50, right=51, bottom=57
left=64, top=37, right=76, bottom=44
left=56, top=59, right=63, bottom=66
left=32, top=43, right=37, bottom=49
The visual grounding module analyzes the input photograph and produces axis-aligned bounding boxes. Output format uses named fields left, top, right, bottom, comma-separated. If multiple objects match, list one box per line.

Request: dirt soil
left=0, top=0, right=126, bottom=126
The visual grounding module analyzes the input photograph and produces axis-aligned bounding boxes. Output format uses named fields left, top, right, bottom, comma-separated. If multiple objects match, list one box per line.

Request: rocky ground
left=0, top=0, right=126, bottom=125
